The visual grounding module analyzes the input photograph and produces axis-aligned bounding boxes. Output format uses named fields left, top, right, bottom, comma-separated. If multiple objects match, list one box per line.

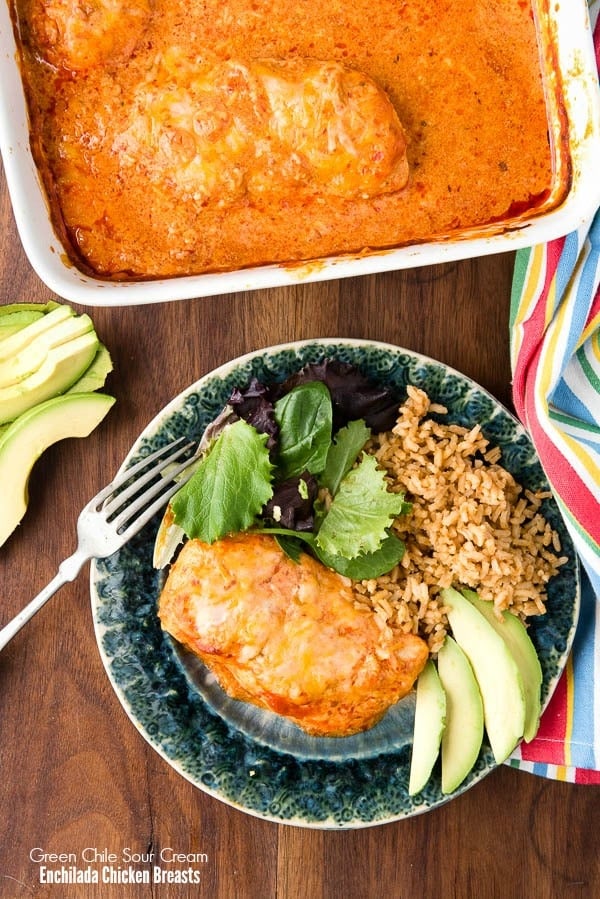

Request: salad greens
left=314, top=452, right=410, bottom=559
left=274, top=381, right=332, bottom=479
left=170, top=362, right=412, bottom=579
left=171, top=419, right=273, bottom=543
left=320, top=419, right=371, bottom=496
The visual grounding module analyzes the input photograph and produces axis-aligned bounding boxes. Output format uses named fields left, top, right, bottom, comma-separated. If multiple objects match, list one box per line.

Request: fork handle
left=0, top=548, right=89, bottom=651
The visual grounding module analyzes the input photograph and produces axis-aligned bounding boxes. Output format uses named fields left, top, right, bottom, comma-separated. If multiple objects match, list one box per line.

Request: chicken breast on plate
left=158, top=533, right=428, bottom=737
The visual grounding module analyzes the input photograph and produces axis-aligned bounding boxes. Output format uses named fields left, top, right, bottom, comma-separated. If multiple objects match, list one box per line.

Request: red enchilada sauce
left=15, top=0, right=557, bottom=279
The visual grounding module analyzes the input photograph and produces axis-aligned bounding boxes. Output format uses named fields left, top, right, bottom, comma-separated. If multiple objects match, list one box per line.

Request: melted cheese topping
left=158, top=534, right=429, bottom=737
left=28, top=0, right=153, bottom=69
left=111, top=54, right=408, bottom=205
left=16, top=0, right=557, bottom=279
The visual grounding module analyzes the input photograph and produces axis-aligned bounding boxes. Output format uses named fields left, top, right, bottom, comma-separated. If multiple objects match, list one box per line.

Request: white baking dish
left=1, top=0, right=599, bottom=306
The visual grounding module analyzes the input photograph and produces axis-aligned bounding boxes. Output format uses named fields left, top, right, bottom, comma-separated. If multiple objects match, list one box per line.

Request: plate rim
left=90, top=337, right=581, bottom=828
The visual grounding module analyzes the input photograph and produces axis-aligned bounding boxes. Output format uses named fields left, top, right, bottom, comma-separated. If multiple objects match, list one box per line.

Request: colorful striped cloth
left=506, top=7, right=600, bottom=783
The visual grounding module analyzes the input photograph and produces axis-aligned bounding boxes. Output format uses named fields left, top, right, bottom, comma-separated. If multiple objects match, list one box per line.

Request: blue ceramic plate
left=90, top=339, right=580, bottom=828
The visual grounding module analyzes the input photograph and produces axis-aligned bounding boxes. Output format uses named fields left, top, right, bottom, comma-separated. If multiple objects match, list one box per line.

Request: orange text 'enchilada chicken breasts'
left=158, top=533, right=428, bottom=738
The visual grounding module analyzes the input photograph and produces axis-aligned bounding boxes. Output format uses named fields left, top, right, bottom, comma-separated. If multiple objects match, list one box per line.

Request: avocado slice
left=0, top=391, right=115, bottom=547
left=0, top=331, right=100, bottom=424
left=441, top=586, right=526, bottom=764
left=408, top=659, right=447, bottom=795
left=437, top=635, right=484, bottom=794
left=0, top=312, right=94, bottom=388
left=0, top=301, right=60, bottom=318
left=0, top=304, right=74, bottom=361
left=66, top=343, right=113, bottom=395
left=0, top=310, right=46, bottom=340
left=461, top=589, right=542, bottom=742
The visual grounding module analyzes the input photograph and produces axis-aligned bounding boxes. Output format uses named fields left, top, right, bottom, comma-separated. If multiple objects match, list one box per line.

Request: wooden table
left=1, top=165, right=599, bottom=898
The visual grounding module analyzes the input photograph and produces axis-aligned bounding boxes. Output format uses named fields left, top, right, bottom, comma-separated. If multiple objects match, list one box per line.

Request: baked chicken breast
left=28, top=0, right=153, bottom=70
left=113, top=54, right=409, bottom=205
left=158, top=533, right=428, bottom=737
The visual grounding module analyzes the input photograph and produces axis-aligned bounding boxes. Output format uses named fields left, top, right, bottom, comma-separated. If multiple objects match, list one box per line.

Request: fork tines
left=98, top=437, right=197, bottom=534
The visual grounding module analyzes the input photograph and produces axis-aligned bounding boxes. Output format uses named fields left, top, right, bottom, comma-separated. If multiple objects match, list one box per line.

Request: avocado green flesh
left=66, top=344, right=113, bottom=394
left=0, top=304, right=74, bottom=361
left=0, top=301, right=59, bottom=318
left=408, top=659, right=446, bottom=796
left=441, top=587, right=526, bottom=764
left=0, top=313, right=94, bottom=388
left=0, top=311, right=45, bottom=339
left=0, top=392, right=115, bottom=547
left=437, top=635, right=484, bottom=794
left=0, top=331, right=99, bottom=424
left=461, top=589, right=542, bottom=743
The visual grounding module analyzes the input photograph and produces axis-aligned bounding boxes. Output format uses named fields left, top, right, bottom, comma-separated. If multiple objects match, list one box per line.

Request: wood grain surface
left=1, top=164, right=599, bottom=899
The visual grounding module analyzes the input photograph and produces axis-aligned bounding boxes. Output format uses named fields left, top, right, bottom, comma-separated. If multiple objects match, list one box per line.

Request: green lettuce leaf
left=320, top=418, right=371, bottom=496
left=314, top=533, right=406, bottom=579
left=260, top=527, right=405, bottom=579
left=171, top=419, right=273, bottom=542
left=316, top=452, right=410, bottom=559
left=274, top=381, right=332, bottom=479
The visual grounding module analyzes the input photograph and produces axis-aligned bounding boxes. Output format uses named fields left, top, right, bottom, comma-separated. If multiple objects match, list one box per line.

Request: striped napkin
left=507, top=6, right=600, bottom=783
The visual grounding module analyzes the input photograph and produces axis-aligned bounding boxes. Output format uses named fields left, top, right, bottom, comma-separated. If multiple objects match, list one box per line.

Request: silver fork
left=0, top=436, right=197, bottom=651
